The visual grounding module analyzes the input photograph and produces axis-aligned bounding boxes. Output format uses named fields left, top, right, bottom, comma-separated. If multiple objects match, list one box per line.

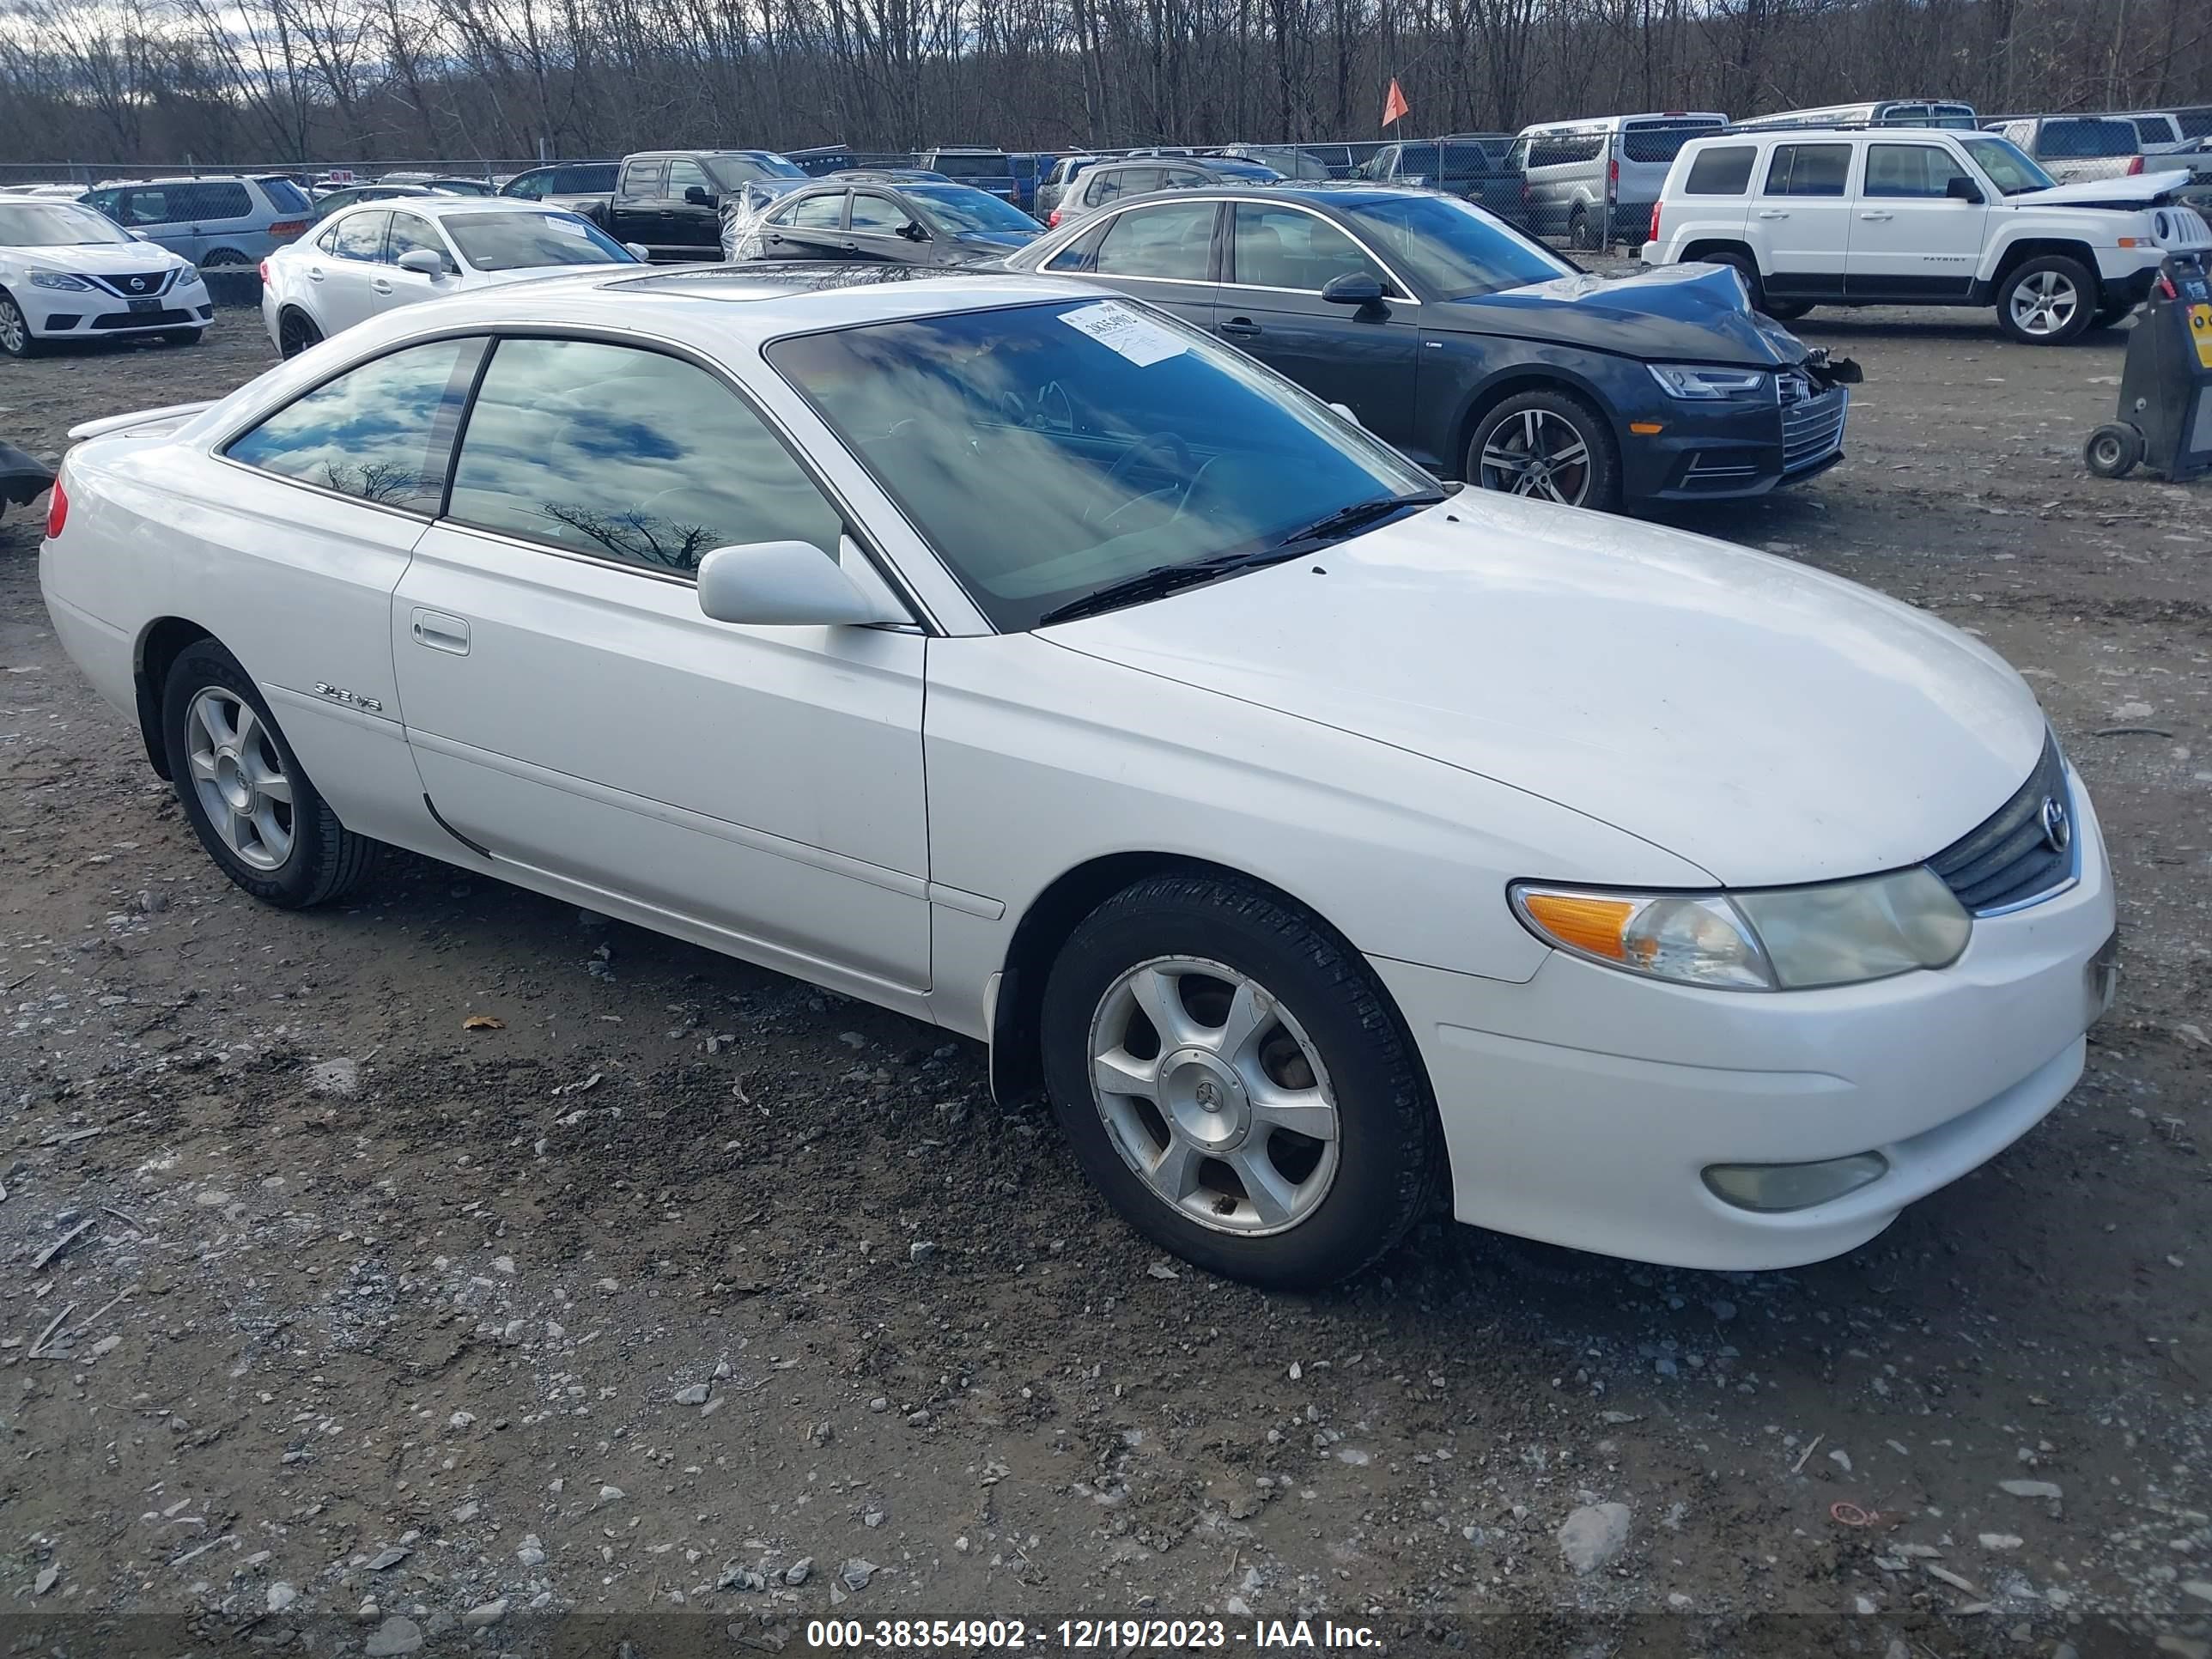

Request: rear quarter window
left=1621, top=122, right=1724, bottom=165
left=1683, top=146, right=1756, bottom=194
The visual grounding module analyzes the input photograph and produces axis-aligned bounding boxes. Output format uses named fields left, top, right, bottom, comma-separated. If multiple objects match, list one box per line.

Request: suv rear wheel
left=1704, top=250, right=1811, bottom=320
left=1996, top=255, right=2095, bottom=344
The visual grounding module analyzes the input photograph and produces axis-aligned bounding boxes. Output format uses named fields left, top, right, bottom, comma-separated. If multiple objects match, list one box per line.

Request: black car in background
left=729, top=177, right=1043, bottom=267
left=1006, top=183, right=1854, bottom=514
left=606, top=149, right=809, bottom=259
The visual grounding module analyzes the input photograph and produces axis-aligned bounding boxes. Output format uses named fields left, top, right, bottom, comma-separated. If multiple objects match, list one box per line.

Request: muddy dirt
left=1, top=306, right=2209, bottom=1657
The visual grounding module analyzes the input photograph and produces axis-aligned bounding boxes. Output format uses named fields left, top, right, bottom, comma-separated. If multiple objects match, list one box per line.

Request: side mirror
left=696, top=540, right=908, bottom=628
left=396, top=247, right=447, bottom=277
left=624, top=241, right=650, bottom=261
left=1322, top=270, right=1385, bottom=307
left=684, top=185, right=716, bottom=208
left=1328, top=401, right=1364, bottom=428
left=1945, top=175, right=1985, bottom=204
left=899, top=222, right=930, bottom=242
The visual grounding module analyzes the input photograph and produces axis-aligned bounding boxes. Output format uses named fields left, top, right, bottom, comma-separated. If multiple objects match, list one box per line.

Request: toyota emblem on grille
left=2039, top=796, right=2071, bottom=854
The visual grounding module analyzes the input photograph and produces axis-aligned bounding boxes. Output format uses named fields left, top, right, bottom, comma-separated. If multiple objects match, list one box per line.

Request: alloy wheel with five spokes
left=185, top=686, right=295, bottom=871
left=2008, top=270, right=2079, bottom=337
left=1479, top=407, right=1593, bottom=505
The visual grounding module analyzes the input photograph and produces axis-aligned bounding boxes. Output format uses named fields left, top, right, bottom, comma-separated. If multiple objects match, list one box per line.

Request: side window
left=666, top=159, right=712, bottom=201
left=848, top=192, right=906, bottom=232
left=1231, top=202, right=1386, bottom=292
left=507, top=172, right=546, bottom=199
left=1684, top=145, right=1756, bottom=195
left=315, top=222, right=343, bottom=253
left=621, top=160, right=666, bottom=196
left=386, top=211, right=447, bottom=266
left=122, top=188, right=174, bottom=226
left=1864, top=144, right=1971, bottom=198
left=1164, top=168, right=1208, bottom=188
left=447, top=338, right=842, bottom=575
left=1090, top=200, right=1218, bottom=280
left=185, top=182, right=252, bottom=220
left=1504, top=137, right=1533, bottom=172
left=224, top=337, right=483, bottom=510
left=787, top=192, right=847, bottom=228
left=1765, top=143, right=1852, bottom=196
left=331, top=211, right=390, bottom=261
left=1121, top=167, right=1165, bottom=195
left=1085, top=171, right=1121, bottom=207
left=1044, top=219, right=1109, bottom=272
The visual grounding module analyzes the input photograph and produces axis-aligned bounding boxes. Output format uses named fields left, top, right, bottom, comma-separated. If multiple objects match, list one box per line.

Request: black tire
left=1466, top=387, right=1624, bottom=514
left=163, top=328, right=205, bottom=346
left=277, top=307, right=322, bottom=358
left=161, top=639, right=379, bottom=908
left=0, top=290, right=46, bottom=358
left=1996, top=254, right=2097, bottom=345
left=1040, top=872, right=1440, bottom=1289
left=2089, top=299, right=2136, bottom=330
left=1568, top=204, right=1591, bottom=251
left=1704, top=250, right=1808, bottom=320
left=2083, top=422, right=2143, bottom=479
left=1763, top=298, right=1814, bottom=321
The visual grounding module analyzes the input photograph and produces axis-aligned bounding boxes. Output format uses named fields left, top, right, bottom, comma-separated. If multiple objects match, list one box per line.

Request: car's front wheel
left=161, top=639, right=380, bottom=908
left=1041, top=872, right=1439, bottom=1289
left=1996, top=255, right=2095, bottom=344
left=163, top=328, right=205, bottom=347
left=0, top=291, right=45, bottom=358
left=1467, top=389, right=1623, bottom=513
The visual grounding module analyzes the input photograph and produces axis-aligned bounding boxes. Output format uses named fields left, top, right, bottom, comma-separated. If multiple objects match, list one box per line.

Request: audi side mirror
left=1322, top=270, right=1385, bottom=307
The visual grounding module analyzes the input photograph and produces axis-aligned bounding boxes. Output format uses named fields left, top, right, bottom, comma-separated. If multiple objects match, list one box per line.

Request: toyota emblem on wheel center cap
left=2039, top=796, right=2071, bottom=854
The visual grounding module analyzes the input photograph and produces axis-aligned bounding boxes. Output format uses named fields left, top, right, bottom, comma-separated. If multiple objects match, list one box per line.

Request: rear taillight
left=258, top=258, right=270, bottom=284
left=45, top=471, right=67, bottom=541
left=2127, top=155, right=2145, bottom=175
left=268, top=219, right=307, bottom=238
left=1048, top=207, right=1061, bottom=228
left=1607, top=156, right=1620, bottom=200
left=1649, top=202, right=1662, bottom=242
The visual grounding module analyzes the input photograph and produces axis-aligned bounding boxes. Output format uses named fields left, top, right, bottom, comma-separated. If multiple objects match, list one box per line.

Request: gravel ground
left=1, top=303, right=2209, bottom=1658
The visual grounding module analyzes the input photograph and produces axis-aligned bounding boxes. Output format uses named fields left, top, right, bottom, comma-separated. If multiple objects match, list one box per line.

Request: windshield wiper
left=1272, top=491, right=1444, bottom=548
left=1036, top=547, right=1309, bottom=627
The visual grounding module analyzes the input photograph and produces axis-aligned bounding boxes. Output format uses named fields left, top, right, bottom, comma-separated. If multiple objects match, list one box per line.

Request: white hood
left=2007, top=169, right=2193, bottom=207
left=1044, top=493, right=2047, bottom=888
left=18, top=239, right=189, bottom=275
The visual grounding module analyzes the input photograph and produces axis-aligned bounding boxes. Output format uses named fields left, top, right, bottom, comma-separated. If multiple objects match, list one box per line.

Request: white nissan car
left=0, top=196, right=214, bottom=356
left=260, top=196, right=641, bottom=356
left=40, top=269, right=2118, bottom=1288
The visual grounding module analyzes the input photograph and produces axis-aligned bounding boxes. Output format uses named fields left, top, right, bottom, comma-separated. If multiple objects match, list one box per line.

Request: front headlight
left=179, top=263, right=202, bottom=285
left=1647, top=362, right=1770, bottom=400
left=1512, top=866, right=1970, bottom=992
left=27, top=270, right=90, bottom=291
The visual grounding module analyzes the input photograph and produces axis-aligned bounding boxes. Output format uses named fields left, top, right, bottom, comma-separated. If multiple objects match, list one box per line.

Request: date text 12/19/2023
left=804, top=1618, right=1382, bottom=1650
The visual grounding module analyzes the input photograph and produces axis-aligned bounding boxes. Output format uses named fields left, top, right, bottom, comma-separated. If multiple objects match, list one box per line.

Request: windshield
left=0, top=201, right=132, bottom=246
left=766, top=300, right=1434, bottom=631
left=446, top=210, right=635, bottom=270
left=709, top=154, right=805, bottom=186
left=1959, top=137, right=2057, bottom=194
left=932, top=153, right=1012, bottom=179
left=906, top=185, right=1040, bottom=233
left=1339, top=193, right=1571, bottom=297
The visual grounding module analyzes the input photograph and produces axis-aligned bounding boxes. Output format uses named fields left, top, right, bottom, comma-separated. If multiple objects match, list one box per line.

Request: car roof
left=328, top=195, right=589, bottom=221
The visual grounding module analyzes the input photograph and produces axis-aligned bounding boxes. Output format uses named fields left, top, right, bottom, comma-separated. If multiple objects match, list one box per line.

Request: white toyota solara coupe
left=40, top=266, right=2118, bottom=1288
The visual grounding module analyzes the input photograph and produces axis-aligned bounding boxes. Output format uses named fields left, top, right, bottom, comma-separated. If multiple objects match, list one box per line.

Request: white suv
left=1642, top=126, right=2212, bottom=343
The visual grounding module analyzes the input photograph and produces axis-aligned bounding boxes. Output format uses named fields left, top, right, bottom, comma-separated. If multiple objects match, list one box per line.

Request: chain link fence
left=0, top=159, right=542, bottom=191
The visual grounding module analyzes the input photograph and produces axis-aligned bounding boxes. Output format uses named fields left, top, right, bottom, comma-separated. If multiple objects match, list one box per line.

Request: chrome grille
left=1777, top=369, right=1813, bottom=407
left=1928, top=736, right=2075, bottom=915
left=1782, top=385, right=1847, bottom=474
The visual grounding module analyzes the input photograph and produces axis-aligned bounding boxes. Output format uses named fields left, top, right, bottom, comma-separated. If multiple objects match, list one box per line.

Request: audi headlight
left=1647, top=362, right=1770, bottom=400
left=1512, top=867, right=1970, bottom=992
left=27, top=270, right=90, bottom=290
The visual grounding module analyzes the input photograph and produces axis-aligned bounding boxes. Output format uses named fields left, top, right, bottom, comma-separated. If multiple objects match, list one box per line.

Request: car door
left=610, top=158, right=666, bottom=252
left=186, top=180, right=262, bottom=264
left=1218, top=199, right=1420, bottom=448
left=391, top=332, right=932, bottom=1003
left=1056, top=197, right=1221, bottom=331
left=1753, top=140, right=1856, bottom=301
left=374, top=210, right=456, bottom=314
left=759, top=190, right=848, bottom=258
left=1845, top=142, right=1986, bottom=301
left=845, top=190, right=919, bottom=261
left=309, top=210, right=392, bottom=335
left=662, top=158, right=722, bottom=256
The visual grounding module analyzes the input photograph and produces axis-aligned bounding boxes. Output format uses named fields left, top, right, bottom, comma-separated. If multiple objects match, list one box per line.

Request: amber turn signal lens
left=1517, top=891, right=1636, bottom=960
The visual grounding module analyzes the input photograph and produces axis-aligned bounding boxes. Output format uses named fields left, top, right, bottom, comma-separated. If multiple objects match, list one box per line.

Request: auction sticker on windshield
left=1059, top=301, right=1187, bottom=366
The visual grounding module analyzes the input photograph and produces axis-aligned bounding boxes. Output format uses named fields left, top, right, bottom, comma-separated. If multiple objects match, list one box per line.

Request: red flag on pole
left=1382, top=78, right=1411, bottom=128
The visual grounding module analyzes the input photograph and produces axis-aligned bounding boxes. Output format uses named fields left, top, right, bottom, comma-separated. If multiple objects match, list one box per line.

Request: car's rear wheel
left=2089, top=299, right=2136, bottom=329
left=1568, top=204, right=1592, bottom=250
left=0, top=291, right=45, bottom=358
left=1763, top=299, right=1814, bottom=321
left=1703, top=250, right=1808, bottom=320
left=161, top=640, right=379, bottom=908
left=1040, top=872, right=1440, bottom=1289
left=1996, top=256, right=2095, bottom=344
left=277, top=307, right=322, bottom=358
left=164, top=328, right=204, bottom=346
left=1467, top=389, right=1623, bottom=513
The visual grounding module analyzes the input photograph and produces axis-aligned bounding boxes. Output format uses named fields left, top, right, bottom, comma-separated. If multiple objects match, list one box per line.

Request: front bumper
left=1370, top=773, right=2115, bottom=1271
left=1622, top=381, right=1850, bottom=504
left=21, top=276, right=211, bottom=338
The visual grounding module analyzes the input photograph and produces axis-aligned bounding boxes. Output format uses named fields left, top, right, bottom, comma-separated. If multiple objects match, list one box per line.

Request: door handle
left=307, top=266, right=325, bottom=280
left=371, top=277, right=393, bottom=294
left=1858, top=210, right=1894, bottom=221
left=1219, top=318, right=1262, bottom=338
left=410, top=609, right=471, bottom=655
left=1755, top=210, right=1790, bottom=219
